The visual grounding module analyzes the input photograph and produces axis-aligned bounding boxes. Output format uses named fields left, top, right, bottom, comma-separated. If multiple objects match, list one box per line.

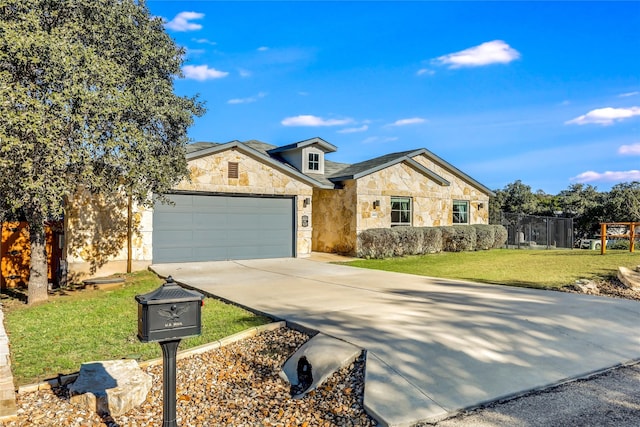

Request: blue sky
left=148, top=1, right=639, bottom=194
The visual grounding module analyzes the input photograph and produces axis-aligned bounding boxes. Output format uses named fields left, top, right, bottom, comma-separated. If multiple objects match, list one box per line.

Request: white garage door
left=153, top=194, right=295, bottom=263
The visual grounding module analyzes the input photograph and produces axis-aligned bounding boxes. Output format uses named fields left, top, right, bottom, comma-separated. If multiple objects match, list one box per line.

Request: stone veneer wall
left=411, top=154, right=490, bottom=224
left=176, top=148, right=314, bottom=257
left=311, top=181, right=357, bottom=254
left=356, top=159, right=490, bottom=230
left=312, top=156, right=490, bottom=255
left=65, top=190, right=153, bottom=281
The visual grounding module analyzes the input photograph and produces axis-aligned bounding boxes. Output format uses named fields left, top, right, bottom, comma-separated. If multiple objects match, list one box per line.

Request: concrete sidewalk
left=151, top=258, right=640, bottom=427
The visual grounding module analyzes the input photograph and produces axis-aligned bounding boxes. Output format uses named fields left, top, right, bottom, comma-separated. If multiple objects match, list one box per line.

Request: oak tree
left=0, top=0, right=204, bottom=303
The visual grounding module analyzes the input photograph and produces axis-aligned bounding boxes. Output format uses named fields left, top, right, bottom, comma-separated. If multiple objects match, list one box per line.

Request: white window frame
left=453, top=200, right=469, bottom=224
left=308, top=152, right=319, bottom=171
left=391, top=197, right=412, bottom=227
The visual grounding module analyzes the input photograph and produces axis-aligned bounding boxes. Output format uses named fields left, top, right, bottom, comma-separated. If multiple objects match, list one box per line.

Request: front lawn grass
left=345, top=249, right=639, bottom=288
left=3, top=270, right=269, bottom=386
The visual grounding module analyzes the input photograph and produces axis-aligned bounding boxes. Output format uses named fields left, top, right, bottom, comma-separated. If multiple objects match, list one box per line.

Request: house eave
left=267, top=137, right=338, bottom=155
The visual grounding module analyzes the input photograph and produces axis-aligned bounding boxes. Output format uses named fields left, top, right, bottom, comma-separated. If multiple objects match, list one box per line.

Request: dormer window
left=267, top=138, right=335, bottom=174
left=308, top=153, right=320, bottom=171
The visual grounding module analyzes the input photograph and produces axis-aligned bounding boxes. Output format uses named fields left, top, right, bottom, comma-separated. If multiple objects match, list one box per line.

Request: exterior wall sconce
left=303, top=197, right=311, bottom=207
left=373, top=200, right=380, bottom=209
left=478, top=203, right=484, bottom=210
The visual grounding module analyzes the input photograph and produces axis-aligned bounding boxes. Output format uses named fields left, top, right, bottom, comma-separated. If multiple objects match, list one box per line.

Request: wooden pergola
left=599, top=222, right=640, bottom=254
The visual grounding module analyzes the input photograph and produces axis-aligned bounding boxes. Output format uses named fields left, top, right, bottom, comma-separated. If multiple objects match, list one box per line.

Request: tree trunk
left=127, top=192, right=132, bottom=273
left=27, top=212, right=49, bottom=305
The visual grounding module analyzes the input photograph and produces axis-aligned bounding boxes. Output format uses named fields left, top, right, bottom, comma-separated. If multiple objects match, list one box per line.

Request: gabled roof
left=410, top=148, right=496, bottom=196
left=186, top=139, right=495, bottom=196
left=327, top=150, right=451, bottom=186
left=267, top=137, right=338, bottom=154
left=186, top=140, right=334, bottom=189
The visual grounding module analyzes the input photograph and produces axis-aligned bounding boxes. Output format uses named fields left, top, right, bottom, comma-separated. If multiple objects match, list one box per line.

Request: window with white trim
left=453, top=200, right=469, bottom=224
left=391, top=197, right=412, bottom=226
left=308, top=153, right=319, bottom=171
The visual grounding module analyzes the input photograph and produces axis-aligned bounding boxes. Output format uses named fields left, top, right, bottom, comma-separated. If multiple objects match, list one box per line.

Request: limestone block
left=69, top=360, right=151, bottom=416
left=618, top=266, right=640, bottom=291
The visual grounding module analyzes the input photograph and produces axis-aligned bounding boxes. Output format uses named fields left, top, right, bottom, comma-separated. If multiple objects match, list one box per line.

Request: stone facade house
left=61, top=137, right=494, bottom=278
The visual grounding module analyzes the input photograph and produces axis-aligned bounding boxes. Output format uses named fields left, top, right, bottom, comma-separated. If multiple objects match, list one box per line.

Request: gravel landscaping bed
left=562, top=276, right=640, bottom=301
left=1, top=328, right=376, bottom=427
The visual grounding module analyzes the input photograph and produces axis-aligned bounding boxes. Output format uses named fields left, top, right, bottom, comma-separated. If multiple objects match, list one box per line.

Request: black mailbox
left=135, top=276, right=204, bottom=343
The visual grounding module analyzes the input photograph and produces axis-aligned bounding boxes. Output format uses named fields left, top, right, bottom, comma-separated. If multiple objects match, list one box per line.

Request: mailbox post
left=136, top=276, right=204, bottom=427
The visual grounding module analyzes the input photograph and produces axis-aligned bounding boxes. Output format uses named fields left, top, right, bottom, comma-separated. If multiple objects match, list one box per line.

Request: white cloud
left=281, top=115, right=353, bottom=127
left=619, top=143, right=640, bottom=155
left=619, top=91, right=639, bottom=98
left=192, top=38, right=216, bottom=45
left=227, top=92, right=267, bottom=105
left=363, top=136, right=399, bottom=144
left=182, top=65, right=229, bottom=81
left=238, top=69, right=252, bottom=78
left=257, top=46, right=269, bottom=51
left=416, top=68, right=435, bottom=76
left=565, top=106, right=640, bottom=125
left=185, top=48, right=206, bottom=56
left=165, top=12, right=204, bottom=32
left=338, top=125, right=368, bottom=134
left=434, top=40, right=520, bottom=69
left=388, top=117, right=427, bottom=126
left=572, top=170, right=640, bottom=183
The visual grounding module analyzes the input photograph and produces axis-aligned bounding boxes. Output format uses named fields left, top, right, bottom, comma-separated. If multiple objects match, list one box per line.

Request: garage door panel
left=154, top=247, right=194, bottom=262
left=226, top=213, right=259, bottom=228
left=259, top=229, right=291, bottom=242
left=153, top=230, right=193, bottom=246
left=153, top=195, right=294, bottom=263
left=193, top=213, right=228, bottom=227
left=191, top=230, right=229, bottom=245
left=258, top=215, right=290, bottom=228
left=153, top=212, right=194, bottom=229
left=193, top=196, right=228, bottom=208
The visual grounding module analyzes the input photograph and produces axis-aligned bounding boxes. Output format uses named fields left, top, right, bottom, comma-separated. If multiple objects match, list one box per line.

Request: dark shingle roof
left=186, top=141, right=221, bottom=154
left=326, top=150, right=420, bottom=180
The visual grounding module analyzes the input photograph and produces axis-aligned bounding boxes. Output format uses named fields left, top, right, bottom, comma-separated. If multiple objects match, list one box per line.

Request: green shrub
left=357, top=228, right=398, bottom=259
left=421, top=227, right=443, bottom=254
left=473, top=224, right=495, bottom=250
left=441, top=225, right=476, bottom=252
left=607, top=239, right=638, bottom=250
left=394, top=226, right=424, bottom=256
left=492, top=225, right=508, bottom=248
left=358, top=224, right=501, bottom=258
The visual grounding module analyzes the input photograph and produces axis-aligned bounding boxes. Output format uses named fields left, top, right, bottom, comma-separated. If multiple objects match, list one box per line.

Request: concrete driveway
left=151, top=258, right=640, bottom=427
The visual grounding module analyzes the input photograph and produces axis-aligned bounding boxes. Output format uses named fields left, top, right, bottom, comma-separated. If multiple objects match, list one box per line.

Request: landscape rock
left=618, top=266, right=640, bottom=291
left=68, top=359, right=151, bottom=416
left=573, top=279, right=599, bottom=295
left=279, top=333, right=362, bottom=398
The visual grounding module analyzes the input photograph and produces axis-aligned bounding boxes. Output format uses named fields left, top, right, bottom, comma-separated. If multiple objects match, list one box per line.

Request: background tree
left=490, top=180, right=538, bottom=219
left=532, top=190, right=561, bottom=217
left=604, top=182, right=640, bottom=222
left=0, top=0, right=204, bottom=303
left=557, top=183, right=604, bottom=237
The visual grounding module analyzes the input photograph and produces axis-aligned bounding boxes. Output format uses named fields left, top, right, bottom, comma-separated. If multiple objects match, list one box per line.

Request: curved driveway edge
left=151, top=258, right=640, bottom=427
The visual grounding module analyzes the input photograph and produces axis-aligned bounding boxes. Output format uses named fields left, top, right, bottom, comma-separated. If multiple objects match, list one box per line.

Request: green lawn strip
left=345, top=249, right=640, bottom=288
left=4, top=271, right=269, bottom=386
